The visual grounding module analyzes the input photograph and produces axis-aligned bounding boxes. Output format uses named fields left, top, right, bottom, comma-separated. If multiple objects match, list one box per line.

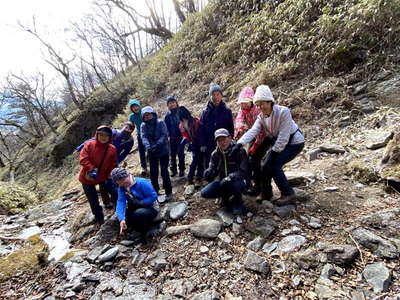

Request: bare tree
left=19, top=18, right=84, bottom=110
left=0, top=130, right=24, bottom=182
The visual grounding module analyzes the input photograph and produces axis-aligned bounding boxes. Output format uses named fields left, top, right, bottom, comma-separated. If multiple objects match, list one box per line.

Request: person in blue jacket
left=128, top=98, right=148, bottom=175
left=164, top=96, right=185, bottom=177
left=140, top=106, right=173, bottom=201
left=112, top=121, right=135, bottom=164
left=111, top=168, right=160, bottom=242
left=198, top=83, right=234, bottom=177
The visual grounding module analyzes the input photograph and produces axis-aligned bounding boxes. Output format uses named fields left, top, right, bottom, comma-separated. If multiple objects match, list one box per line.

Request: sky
left=0, top=0, right=165, bottom=82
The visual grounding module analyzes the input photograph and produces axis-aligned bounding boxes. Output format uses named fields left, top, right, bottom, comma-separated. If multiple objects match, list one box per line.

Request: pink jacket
left=234, top=105, right=265, bottom=152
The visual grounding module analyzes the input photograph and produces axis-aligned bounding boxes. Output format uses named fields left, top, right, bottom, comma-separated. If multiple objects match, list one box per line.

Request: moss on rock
left=0, top=181, right=39, bottom=214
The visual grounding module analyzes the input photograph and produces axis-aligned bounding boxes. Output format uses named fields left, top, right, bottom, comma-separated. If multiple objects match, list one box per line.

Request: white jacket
left=238, top=104, right=304, bottom=152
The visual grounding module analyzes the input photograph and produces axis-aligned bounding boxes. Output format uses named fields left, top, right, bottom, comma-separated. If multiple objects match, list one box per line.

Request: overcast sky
left=0, top=0, right=166, bottom=82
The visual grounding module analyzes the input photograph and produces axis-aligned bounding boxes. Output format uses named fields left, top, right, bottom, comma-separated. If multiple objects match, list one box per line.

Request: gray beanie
left=111, top=168, right=130, bottom=183
left=209, top=83, right=223, bottom=97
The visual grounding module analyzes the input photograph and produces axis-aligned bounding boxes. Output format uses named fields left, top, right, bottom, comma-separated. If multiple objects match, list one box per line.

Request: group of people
left=77, top=83, right=305, bottom=241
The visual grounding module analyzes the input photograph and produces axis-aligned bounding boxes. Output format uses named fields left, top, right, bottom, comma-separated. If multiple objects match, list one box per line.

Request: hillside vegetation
left=6, top=0, right=400, bottom=200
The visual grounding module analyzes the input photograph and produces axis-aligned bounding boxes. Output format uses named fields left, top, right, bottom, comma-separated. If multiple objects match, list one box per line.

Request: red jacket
left=78, top=139, right=117, bottom=185
left=179, top=118, right=201, bottom=145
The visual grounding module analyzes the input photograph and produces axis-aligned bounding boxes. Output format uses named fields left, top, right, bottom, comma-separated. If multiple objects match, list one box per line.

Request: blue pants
left=187, top=146, right=204, bottom=180
left=125, top=207, right=158, bottom=233
left=137, top=134, right=147, bottom=169
left=170, top=138, right=185, bottom=173
left=201, top=179, right=246, bottom=205
left=261, top=143, right=304, bottom=196
left=149, top=153, right=172, bottom=195
left=82, top=181, right=116, bottom=224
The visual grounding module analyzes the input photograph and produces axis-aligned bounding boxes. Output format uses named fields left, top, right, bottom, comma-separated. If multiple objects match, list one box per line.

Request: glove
left=230, top=143, right=242, bottom=157
left=87, top=168, right=98, bottom=180
left=200, top=146, right=207, bottom=153
left=220, top=175, right=232, bottom=185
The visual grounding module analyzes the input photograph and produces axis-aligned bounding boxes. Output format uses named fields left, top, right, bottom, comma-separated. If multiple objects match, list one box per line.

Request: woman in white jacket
left=233, top=85, right=304, bottom=206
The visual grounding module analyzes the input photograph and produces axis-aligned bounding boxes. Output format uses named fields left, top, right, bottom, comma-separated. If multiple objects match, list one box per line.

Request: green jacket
left=128, top=99, right=142, bottom=134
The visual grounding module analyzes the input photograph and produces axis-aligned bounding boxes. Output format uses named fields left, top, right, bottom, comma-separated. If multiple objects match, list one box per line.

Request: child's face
left=97, top=132, right=111, bottom=144
left=240, top=102, right=252, bottom=110
left=131, top=104, right=140, bottom=113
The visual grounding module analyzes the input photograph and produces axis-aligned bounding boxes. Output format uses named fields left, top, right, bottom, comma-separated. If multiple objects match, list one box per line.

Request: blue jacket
left=164, top=108, right=182, bottom=139
left=199, top=101, right=234, bottom=150
left=112, top=130, right=134, bottom=163
left=116, top=177, right=159, bottom=221
left=140, top=106, right=169, bottom=157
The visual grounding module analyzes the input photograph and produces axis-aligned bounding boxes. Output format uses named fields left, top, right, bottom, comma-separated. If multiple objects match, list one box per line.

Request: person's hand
left=200, top=146, right=207, bottom=153
left=221, top=175, right=232, bottom=185
left=119, top=220, right=127, bottom=235
left=87, top=168, right=98, bottom=180
left=230, top=143, right=242, bottom=157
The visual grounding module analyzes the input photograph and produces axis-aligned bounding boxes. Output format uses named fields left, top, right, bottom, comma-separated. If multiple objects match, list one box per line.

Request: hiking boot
left=179, top=170, right=185, bottom=177
left=256, top=192, right=274, bottom=204
left=275, top=194, right=296, bottom=206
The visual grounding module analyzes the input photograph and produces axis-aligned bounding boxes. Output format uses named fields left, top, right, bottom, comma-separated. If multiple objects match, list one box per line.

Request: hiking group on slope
left=77, top=83, right=305, bottom=241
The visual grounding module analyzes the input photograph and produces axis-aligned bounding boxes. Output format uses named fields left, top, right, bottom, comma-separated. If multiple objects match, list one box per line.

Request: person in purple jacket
left=198, top=83, right=234, bottom=180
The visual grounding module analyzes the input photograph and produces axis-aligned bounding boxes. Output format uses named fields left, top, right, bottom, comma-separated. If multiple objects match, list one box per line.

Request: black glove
left=87, top=168, right=98, bottom=179
left=230, top=143, right=243, bottom=157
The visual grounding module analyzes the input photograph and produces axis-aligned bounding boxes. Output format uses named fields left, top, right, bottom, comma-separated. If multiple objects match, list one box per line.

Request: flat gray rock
left=306, top=148, right=322, bottom=161
left=246, top=216, right=277, bottom=238
left=216, top=209, right=234, bottom=227
left=217, top=232, right=232, bottom=245
left=190, top=219, right=222, bottom=239
left=352, top=228, right=398, bottom=259
left=97, top=246, right=119, bottom=263
left=274, top=205, right=296, bottom=218
left=323, top=244, right=359, bottom=266
left=166, top=225, right=191, bottom=236
left=365, top=130, right=393, bottom=150
left=362, top=262, right=391, bottom=293
left=275, top=235, right=307, bottom=254
left=320, top=144, right=346, bottom=154
left=169, top=202, right=188, bottom=220
left=184, top=185, right=195, bottom=195
left=247, top=236, right=265, bottom=250
left=243, top=250, right=270, bottom=274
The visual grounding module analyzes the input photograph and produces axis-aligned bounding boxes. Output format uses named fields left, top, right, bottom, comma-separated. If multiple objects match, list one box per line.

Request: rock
left=262, top=242, right=278, bottom=254
left=288, top=219, right=301, bottom=226
left=166, top=225, right=191, bottom=236
left=362, top=262, right=391, bottom=293
left=247, top=236, right=265, bottom=250
left=119, top=240, right=135, bottom=246
left=0, top=182, right=39, bottom=214
left=190, top=219, right=222, bottom=239
left=299, top=215, right=309, bottom=223
left=232, top=223, right=241, bottom=235
left=323, top=244, right=359, bottom=266
left=243, top=250, right=270, bottom=275
left=216, top=209, right=234, bottom=227
left=158, top=195, right=167, bottom=203
left=353, top=83, right=367, bottom=95
left=184, top=185, right=195, bottom=195
left=293, top=248, right=325, bottom=270
left=86, top=246, right=106, bottom=263
left=235, top=216, right=243, bottom=224
left=281, top=226, right=301, bottom=235
left=90, top=218, right=119, bottom=247
left=314, top=279, right=341, bottom=299
left=275, top=235, right=307, bottom=254
left=81, top=273, right=100, bottom=283
left=169, top=202, right=188, bottom=220
left=200, top=246, right=209, bottom=253
left=148, top=250, right=168, bottom=270
left=292, top=275, right=301, bottom=288
left=323, top=186, right=339, bottom=192
left=65, top=291, right=76, bottom=298
left=190, top=290, right=220, bottom=300
left=246, top=216, right=277, bottom=238
left=65, top=261, right=90, bottom=281
left=273, top=205, right=296, bottom=218
left=217, top=232, right=232, bottom=245
left=72, top=282, right=86, bottom=293
left=306, top=148, right=322, bottom=161
left=308, top=222, right=322, bottom=229
left=320, top=263, right=343, bottom=280
left=286, top=171, right=316, bottom=186
left=366, top=130, right=393, bottom=150
left=352, top=228, right=398, bottom=258
left=319, top=144, right=346, bottom=154
left=132, top=249, right=147, bottom=266
left=97, top=247, right=119, bottom=263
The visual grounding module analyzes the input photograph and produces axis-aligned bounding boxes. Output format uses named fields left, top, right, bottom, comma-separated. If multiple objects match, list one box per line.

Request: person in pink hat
left=234, top=87, right=265, bottom=197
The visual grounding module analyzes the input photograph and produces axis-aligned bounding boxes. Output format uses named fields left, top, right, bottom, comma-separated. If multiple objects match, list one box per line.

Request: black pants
left=187, top=146, right=204, bottom=180
left=125, top=207, right=158, bottom=233
left=261, top=143, right=304, bottom=196
left=82, top=181, right=117, bottom=224
left=149, top=153, right=172, bottom=195
left=137, top=134, right=147, bottom=169
left=170, top=138, right=185, bottom=173
left=201, top=179, right=247, bottom=206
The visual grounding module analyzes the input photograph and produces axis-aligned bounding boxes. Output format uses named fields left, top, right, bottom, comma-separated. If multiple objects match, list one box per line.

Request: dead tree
left=0, top=131, right=24, bottom=182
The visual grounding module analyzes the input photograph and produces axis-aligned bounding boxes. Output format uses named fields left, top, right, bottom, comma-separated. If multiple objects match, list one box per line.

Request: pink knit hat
left=237, top=87, right=254, bottom=104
